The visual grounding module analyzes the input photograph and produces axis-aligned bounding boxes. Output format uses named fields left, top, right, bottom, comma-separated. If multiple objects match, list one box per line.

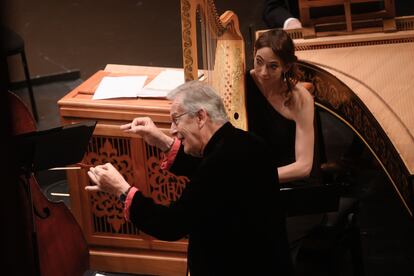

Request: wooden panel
left=58, top=65, right=189, bottom=275
left=298, top=0, right=396, bottom=36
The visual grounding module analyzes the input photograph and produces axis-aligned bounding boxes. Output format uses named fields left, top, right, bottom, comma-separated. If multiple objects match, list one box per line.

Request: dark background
left=4, top=0, right=413, bottom=82
left=5, top=0, right=266, bottom=82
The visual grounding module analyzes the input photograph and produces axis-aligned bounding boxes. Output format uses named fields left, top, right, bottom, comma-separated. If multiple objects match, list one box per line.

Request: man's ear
left=197, top=108, right=208, bottom=128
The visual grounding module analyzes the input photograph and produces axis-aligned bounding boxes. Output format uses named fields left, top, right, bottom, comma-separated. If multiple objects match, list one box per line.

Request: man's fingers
left=101, top=163, right=113, bottom=170
left=87, top=170, right=99, bottom=184
left=132, top=125, right=146, bottom=133
left=84, top=185, right=100, bottom=192
left=120, top=123, right=132, bottom=131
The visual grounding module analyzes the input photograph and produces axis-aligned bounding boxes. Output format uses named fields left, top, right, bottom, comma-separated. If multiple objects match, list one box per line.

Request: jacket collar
left=203, top=122, right=233, bottom=156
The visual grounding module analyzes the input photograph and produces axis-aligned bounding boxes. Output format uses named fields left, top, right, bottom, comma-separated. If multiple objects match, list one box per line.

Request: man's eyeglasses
left=171, top=111, right=189, bottom=125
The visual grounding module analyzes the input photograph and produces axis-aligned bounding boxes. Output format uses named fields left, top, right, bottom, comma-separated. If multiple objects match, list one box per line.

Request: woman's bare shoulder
left=293, top=83, right=314, bottom=106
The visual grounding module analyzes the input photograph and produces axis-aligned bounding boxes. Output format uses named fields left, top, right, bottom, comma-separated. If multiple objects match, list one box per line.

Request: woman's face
left=254, top=47, right=285, bottom=87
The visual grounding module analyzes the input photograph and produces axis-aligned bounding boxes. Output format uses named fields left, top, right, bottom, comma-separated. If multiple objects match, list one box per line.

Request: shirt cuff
left=160, top=138, right=181, bottom=170
left=124, top=186, right=139, bottom=221
left=283, top=17, right=301, bottom=29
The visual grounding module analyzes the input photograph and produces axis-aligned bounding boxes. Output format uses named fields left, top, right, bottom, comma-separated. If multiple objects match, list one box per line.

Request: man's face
left=170, top=100, right=203, bottom=157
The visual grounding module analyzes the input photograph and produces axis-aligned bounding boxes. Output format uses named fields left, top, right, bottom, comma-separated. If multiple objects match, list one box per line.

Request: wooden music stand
left=298, top=0, right=396, bottom=38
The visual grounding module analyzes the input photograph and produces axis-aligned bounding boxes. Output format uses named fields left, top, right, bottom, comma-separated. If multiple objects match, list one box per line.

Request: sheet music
left=93, top=76, right=148, bottom=100
left=144, top=69, right=186, bottom=91
left=93, top=69, right=203, bottom=100
left=132, top=69, right=189, bottom=98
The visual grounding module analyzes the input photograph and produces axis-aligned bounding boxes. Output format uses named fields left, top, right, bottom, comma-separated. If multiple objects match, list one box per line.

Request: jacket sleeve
left=263, top=0, right=293, bottom=28
left=128, top=189, right=192, bottom=241
left=169, top=144, right=202, bottom=177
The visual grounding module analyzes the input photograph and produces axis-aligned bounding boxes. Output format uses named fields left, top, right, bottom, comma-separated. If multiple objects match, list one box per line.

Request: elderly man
left=85, top=80, right=293, bottom=275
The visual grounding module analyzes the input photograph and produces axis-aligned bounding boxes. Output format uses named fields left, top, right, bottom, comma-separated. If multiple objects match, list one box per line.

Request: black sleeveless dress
left=245, top=71, right=324, bottom=251
left=246, top=71, right=296, bottom=169
left=246, top=71, right=322, bottom=184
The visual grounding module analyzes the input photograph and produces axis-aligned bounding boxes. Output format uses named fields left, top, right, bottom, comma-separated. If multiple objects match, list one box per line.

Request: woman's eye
left=270, top=64, right=278, bottom=70
left=256, top=59, right=263, bottom=65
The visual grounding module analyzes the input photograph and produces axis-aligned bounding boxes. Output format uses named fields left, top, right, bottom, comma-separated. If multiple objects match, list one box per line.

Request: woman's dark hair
left=255, top=29, right=303, bottom=104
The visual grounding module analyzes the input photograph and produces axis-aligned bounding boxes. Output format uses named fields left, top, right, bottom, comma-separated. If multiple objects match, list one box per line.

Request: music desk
left=58, top=64, right=188, bottom=275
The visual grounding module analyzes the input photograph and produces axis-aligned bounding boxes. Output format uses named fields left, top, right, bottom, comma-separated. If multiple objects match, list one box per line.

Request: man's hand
left=121, top=117, right=174, bottom=152
left=85, top=163, right=130, bottom=196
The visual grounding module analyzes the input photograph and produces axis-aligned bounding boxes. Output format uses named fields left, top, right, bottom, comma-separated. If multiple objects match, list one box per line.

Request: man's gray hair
left=167, top=80, right=229, bottom=124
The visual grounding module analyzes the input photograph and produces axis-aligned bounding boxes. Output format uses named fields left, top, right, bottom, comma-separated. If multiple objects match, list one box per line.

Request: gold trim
left=180, top=0, right=195, bottom=81
left=295, top=37, right=414, bottom=51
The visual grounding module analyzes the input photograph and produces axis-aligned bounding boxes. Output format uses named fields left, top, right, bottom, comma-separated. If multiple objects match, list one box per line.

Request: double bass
left=9, top=91, right=89, bottom=276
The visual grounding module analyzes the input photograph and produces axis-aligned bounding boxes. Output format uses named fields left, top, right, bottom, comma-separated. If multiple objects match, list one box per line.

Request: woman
left=246, top=29, right=315, bottom=184
left=246, top=30, right=329, bottom=270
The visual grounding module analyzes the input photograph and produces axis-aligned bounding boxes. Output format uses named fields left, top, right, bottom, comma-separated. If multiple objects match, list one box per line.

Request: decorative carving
left=144, top=143, right=189, bottom=205
left=89, top=191, right=125, bottom=233
left=309, top=73, right=352, bottom=109
left=181, top=0, right=195, bottom=81
left=83, top=136, right=135, bottom=233
left=299, top=61, right=413, bottom=215
left=147, top=156, right=188, bottom=205
left=83, top=136, right=189, bottom=233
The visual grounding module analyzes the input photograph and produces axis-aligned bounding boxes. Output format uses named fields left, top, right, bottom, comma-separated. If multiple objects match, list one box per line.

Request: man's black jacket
left=129, top=122, right=293, bottom=275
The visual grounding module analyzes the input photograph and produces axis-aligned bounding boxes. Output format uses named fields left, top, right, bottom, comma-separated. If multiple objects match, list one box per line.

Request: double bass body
left=10, top=91, right=89, bottom=276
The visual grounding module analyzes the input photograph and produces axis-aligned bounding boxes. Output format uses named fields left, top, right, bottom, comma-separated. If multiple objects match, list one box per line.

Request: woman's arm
left=278, top=87, right=315, bottom=183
